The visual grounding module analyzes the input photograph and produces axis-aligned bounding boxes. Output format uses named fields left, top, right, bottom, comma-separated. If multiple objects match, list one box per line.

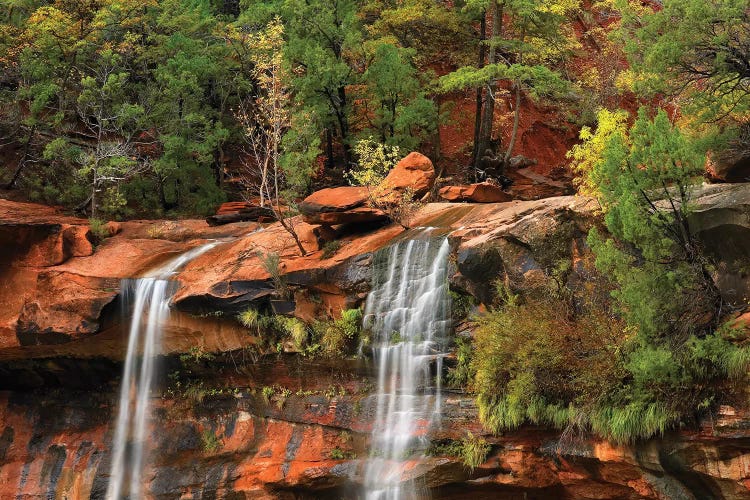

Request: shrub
left=238, top=308, right=308, bottom=350
left=472, top=271, right=631, bottom=440
left=369, top=186, right=424, bottom=229
left=258, top=251, right=288, bottom=298
left=447, top=336, right=474, bottom=389
left=201, top=429, right=222, bottom=453
left=261, top=386, right=275, bottom=402
left=321, top=240, right=342, bottom=260
left=275, top=316, right=308, bottom=350
left=428, top=433, right=491, bottom=471
left=312, top=308, right=363, bottom=355
left=459, top=433, right=491, bottom=470
left=464, top=107, right=750, bottom=444
left=88, top=218, right=110, bottom=242
left=329, top=447, right=355, bottom=460
left=347, top=138, right=401, bottom=187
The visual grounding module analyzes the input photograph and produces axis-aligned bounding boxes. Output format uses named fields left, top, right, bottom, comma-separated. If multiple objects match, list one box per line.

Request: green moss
left=201, top=429, right=222, bottom=453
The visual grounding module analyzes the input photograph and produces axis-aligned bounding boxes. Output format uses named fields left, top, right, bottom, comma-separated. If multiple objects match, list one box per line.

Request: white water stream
left=363, top=233, right=452, bottom=500
left=106, top=242, right=218, bottom=500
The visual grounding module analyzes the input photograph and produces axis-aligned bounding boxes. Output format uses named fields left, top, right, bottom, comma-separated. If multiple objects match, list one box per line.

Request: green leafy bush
left=346, top=138, right=402, bottom=187
left=88, top=218, right=110, bottom=243
left=201, top=429, right=222, bottom=453
left=237, top=309, right=308, bottom=350
left=468, top=107, right=750, bottom=444
left=428, top=433, right=491, bottom=471
left=312, top=308, right=363, bottom=355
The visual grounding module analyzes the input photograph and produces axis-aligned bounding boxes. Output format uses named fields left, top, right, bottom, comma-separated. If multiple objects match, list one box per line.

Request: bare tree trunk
left=479, top=1, right=502, bottom=156
left=472, top=11, right=487, bottom=178
left=325, top=128, right=335, bottom=171
left=504, top=80, right=521, bottom=165
left=336, top=86, right=352, bottom=169
left=4, top=124, right=36, bottom=189
left=91, top=169, right=97, bottom=219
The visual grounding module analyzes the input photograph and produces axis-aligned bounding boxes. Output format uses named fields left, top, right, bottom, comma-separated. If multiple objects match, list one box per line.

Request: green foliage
left=616, top=0, right=750, bottom=124
left=237, top=307, right=309, bottom=351
left=478, top=105, right=750, bottom=443
left=347, top=138, right=402, bottom=187
left=449, top=290, right=476, bottom=320
left=321, top=240, right=342, bottom=260
left=440, top=62, right=568, bottom=100
left=447, top=336, right=475, bottom=389
left=258, top=251, right=288, bottom=298
left=472, top=275, right=627, bottom=438
left=428, top=433, right=491, bottom=470
left=361, top=43, right=437, bottom=149
left=312, top=308, right=363, bottom=355
left=88, top=218, right=110, bottom=243
left=459, top=433, right=491, bottom=470
left=201, top=429, right=222, bottom=453
left=567, top=109, right=629, bottom=196
left=585, top=109, right=715, bottom=340
left=180, top=345, right=216, bottom=364
left=238, top=308, right=262, bottom=330
left=261, top=385, right=275, bottom=402
left=276, top=316, right=308, bottom=350
left=329, top=447, right=355, bottom=460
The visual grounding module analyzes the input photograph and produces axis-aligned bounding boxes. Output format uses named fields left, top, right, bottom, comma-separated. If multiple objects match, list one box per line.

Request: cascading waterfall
left=363, top=232, right=452, bottom=500
left=106, top=242, right=218, bottom=500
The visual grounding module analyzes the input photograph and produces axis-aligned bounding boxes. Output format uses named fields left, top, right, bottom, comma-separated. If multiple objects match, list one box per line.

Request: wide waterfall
left=363, top=232, right=452, bottom=500
left=106, top=242, right=218, bottom=500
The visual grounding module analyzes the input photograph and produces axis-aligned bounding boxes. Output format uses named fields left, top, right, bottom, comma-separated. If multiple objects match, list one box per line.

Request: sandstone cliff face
left=0, top=369, right=748, bottom=499
left=1, top=185, right=749, bottom=498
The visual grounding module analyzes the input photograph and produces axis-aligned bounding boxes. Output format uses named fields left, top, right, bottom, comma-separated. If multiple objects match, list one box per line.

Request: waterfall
left=106, top=242, right=218, bottom=500
left=363, top=232, right=452, bottom=500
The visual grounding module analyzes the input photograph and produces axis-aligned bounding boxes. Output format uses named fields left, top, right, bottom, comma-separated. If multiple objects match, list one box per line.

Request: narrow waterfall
left=363, top=233, right=452, bottom=500
left=106, top=242, right=218, bottom=500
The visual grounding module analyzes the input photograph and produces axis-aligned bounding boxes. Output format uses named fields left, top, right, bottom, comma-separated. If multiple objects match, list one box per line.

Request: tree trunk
left=336, top=86, right=352, bottom=169
left=4, top=124, right=36, bottom=189
left=504, top=80, right=522, bottom=165
left=325, top=128, right=335, bottom=171
left=479, top=1, right=502, bottom=156
left=91, top=170, right=97, bottom=219
left=472, top=11, right=487, bottom=178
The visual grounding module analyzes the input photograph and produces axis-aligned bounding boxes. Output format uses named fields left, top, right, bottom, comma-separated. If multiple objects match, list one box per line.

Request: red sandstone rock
left=382, top=151, right=435, bottom=197
left=438, top=182, right=513, bottom=203
left=104, top=221, right=122, bottom=236
left=707, top=150, right=750, bottom=182
left=298, top=186, right=388, bottom=225
left=216, top=201, right=254, bottom=215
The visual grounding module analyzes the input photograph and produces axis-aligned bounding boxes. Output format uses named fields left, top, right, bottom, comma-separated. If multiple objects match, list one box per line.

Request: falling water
left=363, top=232, right=452, bottom=500
left=106, top=242, right=218, bottom=500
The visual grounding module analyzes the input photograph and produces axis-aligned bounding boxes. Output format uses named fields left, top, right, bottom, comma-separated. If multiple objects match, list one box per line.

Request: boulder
left=382, top=152, right=435, bottom=197
left=298, top=186, right=388, bottom=225
left=707, top=150, right=750, bottom=183
left=207, top=201, right=276, bottom=226
left=104, top=221, right=122, bottom=236
left=438, top=182, right=513, bottom=203
left=508, top=154, right=537, bottom=170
